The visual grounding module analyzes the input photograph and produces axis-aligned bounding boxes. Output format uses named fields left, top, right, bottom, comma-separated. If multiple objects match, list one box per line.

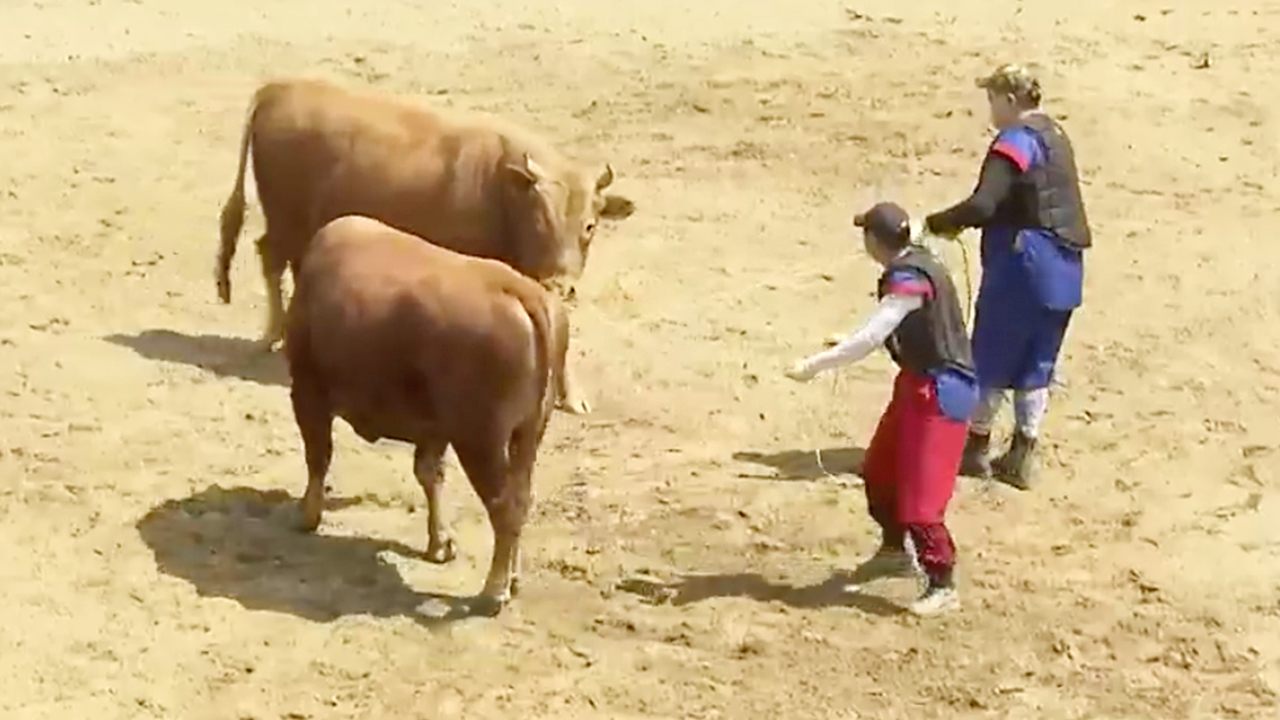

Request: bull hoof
left=509, top=576, right=521, bottom=598
left=296, top=501, right=322, bottom=533
left=255, top=336, right=283, bottom=353
left=557, top=395, right=592, bottom=415
left=471, top=593, right=508, bottom=618
left=425, top=537, right=457, bottom=564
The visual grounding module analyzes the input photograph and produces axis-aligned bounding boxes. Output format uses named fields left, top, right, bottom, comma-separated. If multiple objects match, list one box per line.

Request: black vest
left=1001, top=113, right=1093, bottom=250
left=877, top=248, right=974, bottom=376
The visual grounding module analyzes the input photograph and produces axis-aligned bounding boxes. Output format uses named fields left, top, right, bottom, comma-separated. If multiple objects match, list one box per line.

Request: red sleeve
left=988, top=127, right=1040, bottom=173
left=990, top=141, right=1031, bottom=172
left=884, top=269, right=934, bottom=298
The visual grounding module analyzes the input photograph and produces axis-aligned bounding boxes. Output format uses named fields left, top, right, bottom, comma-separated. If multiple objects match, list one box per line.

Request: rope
left=955, top=235, right=976, bottom=327
left=921, top=230, right=976, bottom=327
left=814, top=448, right=841, bottom=481
left=812, top=358, right=865, bottom=487
left=815, top=368, right=845, bottom=482
left=819, top=366, right=839, bottom=479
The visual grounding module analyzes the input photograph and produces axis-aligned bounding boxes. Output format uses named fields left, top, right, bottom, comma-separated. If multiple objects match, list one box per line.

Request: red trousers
left=861, top=369, right=967, bottom=582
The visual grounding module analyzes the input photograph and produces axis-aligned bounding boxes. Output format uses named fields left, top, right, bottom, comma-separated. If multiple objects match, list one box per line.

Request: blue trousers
left=972, top=298, right=1072, bottom=390
left=973, top=228, right=1080, bottom=390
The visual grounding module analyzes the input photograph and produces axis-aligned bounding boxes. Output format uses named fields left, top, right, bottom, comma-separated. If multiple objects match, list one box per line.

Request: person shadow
left=654, top=445, right=906, bottom=617
left=135, top=485, right=487, bottom=626
left=617, top=570, right=905, bottom=617
left=103, top=330, right=289, bottom=387
left=732, top=446, right=867, bottom=481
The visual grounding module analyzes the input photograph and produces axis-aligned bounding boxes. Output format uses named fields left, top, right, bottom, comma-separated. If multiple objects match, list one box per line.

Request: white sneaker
left=908, top=585, right=960, bottom=616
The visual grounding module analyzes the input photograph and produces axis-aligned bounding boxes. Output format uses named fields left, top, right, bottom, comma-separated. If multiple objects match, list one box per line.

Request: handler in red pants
left=785, top=202, right=978, bottom=615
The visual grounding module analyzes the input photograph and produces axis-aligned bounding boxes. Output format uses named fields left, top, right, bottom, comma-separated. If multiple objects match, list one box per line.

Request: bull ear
left=600, top=194, right=635, bottom=220
left=506, top=152, right=547, bottom=186
left=595, top=163, right=615, bottom=191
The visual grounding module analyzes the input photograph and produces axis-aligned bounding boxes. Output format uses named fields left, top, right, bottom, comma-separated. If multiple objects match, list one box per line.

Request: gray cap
left=853, top=202, right=911, bottom=245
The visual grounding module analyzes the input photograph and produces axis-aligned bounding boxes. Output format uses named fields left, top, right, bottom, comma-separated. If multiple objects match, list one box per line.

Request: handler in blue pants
left=924, top=64, right=1092, bottom=490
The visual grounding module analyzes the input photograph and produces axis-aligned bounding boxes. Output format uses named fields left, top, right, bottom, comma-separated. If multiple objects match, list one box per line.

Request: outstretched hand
left=784, top=360, right=817, bottom=383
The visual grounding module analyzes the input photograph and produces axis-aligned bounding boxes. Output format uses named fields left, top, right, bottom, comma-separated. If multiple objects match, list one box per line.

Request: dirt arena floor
left=2, top=0, right=1279, bottom=717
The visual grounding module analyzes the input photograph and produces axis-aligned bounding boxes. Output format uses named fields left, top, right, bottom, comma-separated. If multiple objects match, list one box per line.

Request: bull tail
left=216, top=85, right=268, bottom=304
left=508, top=282, right=560, bottom=465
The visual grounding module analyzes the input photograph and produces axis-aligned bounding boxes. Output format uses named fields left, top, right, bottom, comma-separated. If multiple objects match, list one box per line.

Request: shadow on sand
left=104, top=329, right=289, bottom=387
left=610, top=446, right=899, bottom=616
left=135, top=485, right=493, bottom=626
left=617, top=571, right=904, bottom=617
left=732, top=446, right=867, bottom=481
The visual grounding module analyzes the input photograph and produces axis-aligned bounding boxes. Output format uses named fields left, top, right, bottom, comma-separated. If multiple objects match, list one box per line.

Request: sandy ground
left=2, top=0, right=1279, bottom=717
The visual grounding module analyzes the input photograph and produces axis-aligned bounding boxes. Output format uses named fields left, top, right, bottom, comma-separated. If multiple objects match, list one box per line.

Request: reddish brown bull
left=285, top=214, right=568, bottom=617
left=216, top=77, right=634, bottom=414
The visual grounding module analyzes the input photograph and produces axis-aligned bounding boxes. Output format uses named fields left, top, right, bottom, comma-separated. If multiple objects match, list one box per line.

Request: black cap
left=853, top=202, right=912, bottom=246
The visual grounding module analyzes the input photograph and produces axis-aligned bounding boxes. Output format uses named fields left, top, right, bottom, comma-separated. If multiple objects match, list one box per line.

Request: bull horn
left=524, top=153, right=549, bottom=182
left=595, top=163, right=614, bottom=191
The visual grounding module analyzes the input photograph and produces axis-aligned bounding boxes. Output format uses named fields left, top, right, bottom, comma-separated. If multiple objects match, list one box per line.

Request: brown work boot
left=959, top=432, right=992, bottom=478
left=993, top=432, right=1037, bottom=490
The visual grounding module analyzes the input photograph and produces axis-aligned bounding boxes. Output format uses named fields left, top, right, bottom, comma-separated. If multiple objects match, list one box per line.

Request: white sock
left=970, top=389, right=1007, bottom=436
left=1013, top=388, right=1050, bottom=439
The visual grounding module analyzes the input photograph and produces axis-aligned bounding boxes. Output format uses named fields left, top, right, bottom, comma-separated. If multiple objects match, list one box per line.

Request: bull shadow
left=732, top=446, right=867, bottom=481
left=104, top=329, right=289, bottom=387
left=135, top=485, right=485, bottom=626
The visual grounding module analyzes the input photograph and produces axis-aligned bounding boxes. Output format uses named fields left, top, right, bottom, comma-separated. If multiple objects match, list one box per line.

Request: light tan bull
left=216, top=77, right=635, bottom=414
left=286, top=214, right=569, bottom=617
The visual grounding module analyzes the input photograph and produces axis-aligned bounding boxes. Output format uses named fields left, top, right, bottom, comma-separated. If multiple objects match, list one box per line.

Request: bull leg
left=476, top=492, right=528, bottom=616
left=505, top=423, right=541, bottom=601
left=291, top=378, right=333, bottom=533
left=255, top=233, right=288, bottom=352
left=412, top=440, right=456, bottom=564
left=554, top=306, right=591, bottom=415
left=454, top=437, right=533, bottom=617
left=509, top=541, right=522, bottom=599
left=557, top=363, right=591, bottom=416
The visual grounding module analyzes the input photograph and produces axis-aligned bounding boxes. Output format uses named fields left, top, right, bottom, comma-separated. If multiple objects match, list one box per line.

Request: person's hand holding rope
left=914, top=221, right=975, bottom=327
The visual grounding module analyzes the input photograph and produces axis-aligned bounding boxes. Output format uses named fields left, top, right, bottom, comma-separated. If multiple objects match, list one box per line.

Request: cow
left=285, top=214, right=568, bottom=617
left=215, top=77, right=635, bottom=415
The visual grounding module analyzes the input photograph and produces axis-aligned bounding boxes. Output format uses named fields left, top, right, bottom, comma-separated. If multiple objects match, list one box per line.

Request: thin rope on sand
left=814, top=370, right=862, bottom=487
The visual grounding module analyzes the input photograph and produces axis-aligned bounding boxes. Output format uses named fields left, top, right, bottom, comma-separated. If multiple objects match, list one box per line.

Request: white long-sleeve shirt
left=794, top=293, right=924, bottom=376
